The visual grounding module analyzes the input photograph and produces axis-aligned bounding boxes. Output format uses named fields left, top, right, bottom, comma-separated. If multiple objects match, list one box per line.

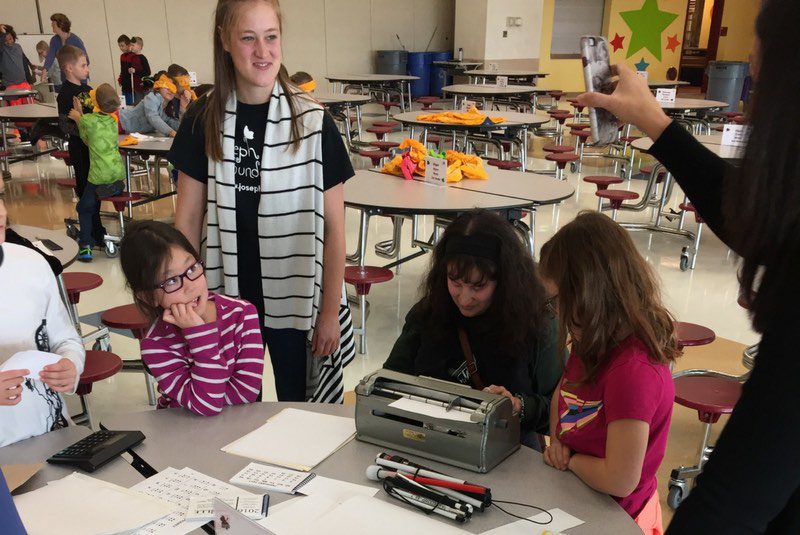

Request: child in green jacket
left=68, top=83, right=126, bottom=262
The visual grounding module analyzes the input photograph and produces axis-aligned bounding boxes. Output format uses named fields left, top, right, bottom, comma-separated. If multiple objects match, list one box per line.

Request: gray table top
left=466, top=69, right=549, bottom=78
left=101, top=402, right=639, bottom=534
left=442, top=84, right=538, bottom=97
left=392, top=110, right=550, bottom=129
left=660, top=97, right=728, bottom=111
left=632, top=135, right=744, bottom=160
left=313, top=92, right=372, bottom=105
left=119, top=136, right=174, bottom=155
left=0, top=89, right=39, bottom=100
left=0, top=425, right=144, bottom=494
left=647, top=80, right=690, bottom=88
left=344, top=170, right=533, bottom=214
left=0, top=103, right=57, bottom=120
left=432, top=61, right=483, bottom=68
left=326, top=74, right=419, bottom=83
left=450, top=169, right=575, bottom=205
left=11, top=224, right=79, bottom=268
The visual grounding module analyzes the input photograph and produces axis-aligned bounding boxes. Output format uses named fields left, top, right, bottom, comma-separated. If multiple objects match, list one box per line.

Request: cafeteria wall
left=0, top=0, right=455, bottom=92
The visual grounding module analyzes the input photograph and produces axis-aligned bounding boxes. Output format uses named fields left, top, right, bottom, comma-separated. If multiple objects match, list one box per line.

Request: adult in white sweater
left=0, top=182, right=85, bottom=446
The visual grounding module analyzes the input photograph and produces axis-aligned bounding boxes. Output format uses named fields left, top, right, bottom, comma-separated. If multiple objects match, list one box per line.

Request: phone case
left=580, top=36, right=618, bottom=146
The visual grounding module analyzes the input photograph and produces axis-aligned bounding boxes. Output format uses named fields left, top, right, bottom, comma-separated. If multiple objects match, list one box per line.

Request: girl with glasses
left=120, top=220, right=264, bottom=416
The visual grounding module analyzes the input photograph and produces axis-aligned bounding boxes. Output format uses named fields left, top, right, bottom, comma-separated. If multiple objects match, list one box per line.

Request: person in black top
left=577, top=1, right=800, bottom=532
left=169, top=0, right=353, bottom=402
left=384, top=210, right=563, bottom=449
left=55, top=45, right=105, bottom=246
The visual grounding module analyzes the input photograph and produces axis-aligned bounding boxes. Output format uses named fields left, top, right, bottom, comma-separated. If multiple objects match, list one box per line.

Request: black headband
left=445, top=233, right=501, bottom=262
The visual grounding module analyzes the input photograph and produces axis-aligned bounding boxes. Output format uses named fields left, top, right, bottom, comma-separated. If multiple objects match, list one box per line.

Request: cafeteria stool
left=62, top=272, right=111, bottom=349
left=595, top=189, right=640, bottom=220
left=358, top=149, right=392, bottom=168
left=368, top=141, right=399, bottom=151
left=678, top=202, right=705, bottom=271
left=378, top=100, right=401, bottom=121
left=571, top=129, right=592, bottom=172
left=487, top=159, right=522, bottom=171
left=667, top=322, right=745, bottom=509
left=72, top=350, right=123, bottom=428
left=372, top=120, right=400, bottom=130
left=97, top=192, right=143, bottom=258
left=101, top=302, right=157, bottom=405
left=425, top=135, right=442, bottom=150
left=416, top=96, right=440, bottom=110
left=583, top=176, right=624, bottom=209
left=345, top=266, right=394, bottom=354
left=365, top=126, right=393, bottom=141
left=542, top=144, right=574, bottom=154
left=545, top=151, right=580, bottom=181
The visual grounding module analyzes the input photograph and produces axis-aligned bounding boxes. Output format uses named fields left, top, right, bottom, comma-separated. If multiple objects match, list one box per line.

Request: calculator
left=47, top=430, right=146, bottom=472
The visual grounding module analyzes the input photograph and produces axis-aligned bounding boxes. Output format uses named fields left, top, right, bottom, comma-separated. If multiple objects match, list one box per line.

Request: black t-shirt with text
left=167, top=95, right=354, bottom=323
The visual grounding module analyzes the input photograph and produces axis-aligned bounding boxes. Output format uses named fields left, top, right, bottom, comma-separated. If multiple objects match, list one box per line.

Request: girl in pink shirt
left=120, top=221, right=264, bottom=416
left=539, top=212, right=680, bottom=534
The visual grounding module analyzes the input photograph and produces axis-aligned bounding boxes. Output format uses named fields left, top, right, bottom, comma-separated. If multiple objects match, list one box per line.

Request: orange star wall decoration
left=666, top=34, right=681, bottom=52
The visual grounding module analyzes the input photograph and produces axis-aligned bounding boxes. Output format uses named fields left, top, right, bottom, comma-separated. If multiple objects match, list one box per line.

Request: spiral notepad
left=230, top=462, right=316, bottom=494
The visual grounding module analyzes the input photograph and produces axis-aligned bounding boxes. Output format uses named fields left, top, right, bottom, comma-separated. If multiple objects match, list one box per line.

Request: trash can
left=706, top=61, right=749, bottom=112
left=376, top=50, right=408, bottom=75
left=429, top=51, right=453, bottom=98
left=407, top=52, right=432, bottom=97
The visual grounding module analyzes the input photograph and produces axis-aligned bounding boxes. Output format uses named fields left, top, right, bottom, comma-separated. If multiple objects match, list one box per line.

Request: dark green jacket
left=384, top=303, right=564, bottom=434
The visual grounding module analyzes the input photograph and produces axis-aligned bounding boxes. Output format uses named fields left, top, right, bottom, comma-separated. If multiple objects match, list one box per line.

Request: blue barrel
left=429, top=51, right=453, bottom=97
left=407, top=52, right=431, bottom=97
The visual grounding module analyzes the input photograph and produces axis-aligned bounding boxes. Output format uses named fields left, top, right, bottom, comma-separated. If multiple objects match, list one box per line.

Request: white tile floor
left=3, top=109, right=757, bottom=522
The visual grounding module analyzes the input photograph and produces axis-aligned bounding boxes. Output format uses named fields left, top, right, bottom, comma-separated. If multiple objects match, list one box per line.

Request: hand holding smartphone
left=580, top=36, right=619, bottom=146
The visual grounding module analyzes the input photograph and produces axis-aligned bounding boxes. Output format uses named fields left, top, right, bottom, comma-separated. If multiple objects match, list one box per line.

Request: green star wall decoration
left=620, top=0, right=678, bottom=61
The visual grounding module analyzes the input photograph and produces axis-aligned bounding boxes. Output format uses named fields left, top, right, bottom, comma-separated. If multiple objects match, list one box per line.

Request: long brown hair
left=203, top=0, right=304, bottom=160
left=725, top=0, right=800, bottom=333
left=419, top=210, right=549, bottom=357
left=539, top=212, right=679, bottom=383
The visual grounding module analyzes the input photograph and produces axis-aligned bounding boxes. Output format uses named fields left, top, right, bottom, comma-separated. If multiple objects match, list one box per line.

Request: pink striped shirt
left=140, top=293, right=264, bottom=416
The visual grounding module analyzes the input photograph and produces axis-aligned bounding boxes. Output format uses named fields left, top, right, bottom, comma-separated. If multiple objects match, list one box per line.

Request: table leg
left=1, top=119, right=9, bottom=177
left=528, top=208, right=537, bottom=258
left=125, top=152, right=134, bottom=218
left=358, top=209, right=369, bottom=268
left=521, top=127, right=528, bottom=172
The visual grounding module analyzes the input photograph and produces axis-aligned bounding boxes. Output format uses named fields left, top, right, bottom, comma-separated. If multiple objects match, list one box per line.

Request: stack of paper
left=131, top=466, right=258, bottom=535
left=13, top=472, right=174, bottom=535
left=221, top=408, right=356, bottom=471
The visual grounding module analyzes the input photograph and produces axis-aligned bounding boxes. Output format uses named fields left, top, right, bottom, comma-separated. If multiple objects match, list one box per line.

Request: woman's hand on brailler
left=40, top=358, right=77, bottom=392
left=0, top=369, right=28, bottom=405
left=544, top=438, right=572, bottom=471
left=163, top=303, right=205, bottom=330
left=311, top=310, right=340, bottom=357
left=483, top=384, right=522, bottom=415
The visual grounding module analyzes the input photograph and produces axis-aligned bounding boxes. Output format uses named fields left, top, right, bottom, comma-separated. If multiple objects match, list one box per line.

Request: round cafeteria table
left=391, top=110, right=551, bottom=171
left=0, top=103, right=59, bottom=177
left=648, top=80, right=690, bottom=89
left=0, top=425, right=144, bottom=493
left=119, top=137, right=174, bottom=213
left=659, top=98, right=728, bottom=113
left=325, top=74, right=419, bottom=112
left=0, top=88, right=39, bottom=103
left=100, top=402, right=641, bottom=534
left=10, top=224, right=78, bottom=269
left=631, top=134, right=743, bottom=161
left=465, top=69, right=549, bottom=84
left=442, top=83, right=538, bottom=98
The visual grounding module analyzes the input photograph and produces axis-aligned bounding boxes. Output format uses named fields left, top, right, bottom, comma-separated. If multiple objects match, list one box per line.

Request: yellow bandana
left=153, top=74, right=178, bottom=94
left=298, top=80, right=316, bottom=92
left=174, top=75, right=198, bottom=100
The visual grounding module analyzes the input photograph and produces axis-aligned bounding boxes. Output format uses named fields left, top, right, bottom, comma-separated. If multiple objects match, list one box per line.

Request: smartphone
left=37, top=238, right=63, bottom=251
left=580, top=36, right=618, bottom=146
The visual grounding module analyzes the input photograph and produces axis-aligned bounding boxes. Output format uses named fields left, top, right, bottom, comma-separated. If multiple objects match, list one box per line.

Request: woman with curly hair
left=384, top=210, right=563, bottom=449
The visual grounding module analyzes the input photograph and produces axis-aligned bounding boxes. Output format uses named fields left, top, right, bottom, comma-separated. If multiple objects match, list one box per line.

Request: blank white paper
left=221, top=408, right=356, bottom=471
left=13, top=472, right=174, bottom=535
left=388, top=397, right=474, bottom=423
left=479, top=507, right=585, bottom=534
left=0, top=350, right=61, bottom=379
